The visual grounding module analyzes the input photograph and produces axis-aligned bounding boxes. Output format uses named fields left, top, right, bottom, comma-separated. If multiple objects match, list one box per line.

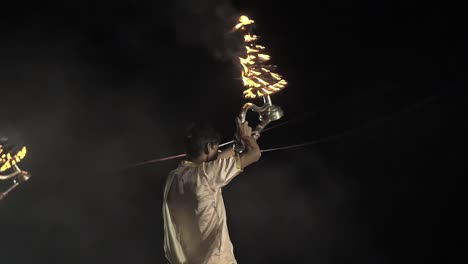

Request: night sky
left=0, top=1, right=466, bottom=263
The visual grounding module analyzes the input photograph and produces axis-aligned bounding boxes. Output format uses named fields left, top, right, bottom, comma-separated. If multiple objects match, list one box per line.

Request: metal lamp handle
left=0, top=164, right=31, bottom=201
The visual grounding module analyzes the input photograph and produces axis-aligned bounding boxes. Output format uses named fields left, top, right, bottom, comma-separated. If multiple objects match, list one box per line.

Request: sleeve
left=200, top=154, right=243, bottom=190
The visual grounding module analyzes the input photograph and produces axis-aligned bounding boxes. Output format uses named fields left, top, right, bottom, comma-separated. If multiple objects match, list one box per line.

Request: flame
left=233, top=15, right=254, bottom=31
left=244, top=34, right=258, bottom=42
left=232, top=15, right=287, bottom=99
left=0, top=146, right=27, bottom=172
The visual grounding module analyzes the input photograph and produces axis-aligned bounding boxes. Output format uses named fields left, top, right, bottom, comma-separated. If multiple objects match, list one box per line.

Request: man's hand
left=234, top=117, right=261, bottom=169
left=235, top=117, right=253, bottom=139
left=235, top=118, right=260, bottom=140
left=252, top=131, right=260, bottom=140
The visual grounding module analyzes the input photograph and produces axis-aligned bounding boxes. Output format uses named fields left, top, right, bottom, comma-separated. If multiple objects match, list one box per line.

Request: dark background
left=0, top=1, right=465, bottom=263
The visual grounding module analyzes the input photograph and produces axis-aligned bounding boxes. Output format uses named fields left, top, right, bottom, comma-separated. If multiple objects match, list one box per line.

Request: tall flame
left=0, top=146, right=27, bottom=172
left=232, top=15, right=287, bottom=99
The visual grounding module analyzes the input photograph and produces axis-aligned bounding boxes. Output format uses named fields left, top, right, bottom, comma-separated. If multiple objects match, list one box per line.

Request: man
left=163, top=117, right=261, bottom=264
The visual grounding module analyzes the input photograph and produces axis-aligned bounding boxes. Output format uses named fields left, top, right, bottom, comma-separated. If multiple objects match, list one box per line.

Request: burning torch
left=0, top=138, right=31, bottom=201
left=232, top=16, right=287, bottom=152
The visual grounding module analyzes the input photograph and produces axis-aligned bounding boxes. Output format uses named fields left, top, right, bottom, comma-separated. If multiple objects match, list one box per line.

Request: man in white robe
left=163, top=118, right=261, bottom=263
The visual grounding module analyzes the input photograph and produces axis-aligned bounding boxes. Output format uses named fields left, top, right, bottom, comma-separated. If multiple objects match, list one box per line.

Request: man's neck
left=187, top=155, right=206, bottom=164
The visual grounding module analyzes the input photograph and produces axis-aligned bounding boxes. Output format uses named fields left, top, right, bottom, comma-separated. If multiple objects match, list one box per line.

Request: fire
left=233, top=15, right=254, bottom=31
left=0, top=146, right=27, bottom=172
left=232, top=15, right=287, bottom=99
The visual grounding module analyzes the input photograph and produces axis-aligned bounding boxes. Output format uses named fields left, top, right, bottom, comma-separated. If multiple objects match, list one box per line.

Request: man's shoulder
left=166, top=164, right=199, bottom=180
left=165, top=168, right=179, bottom=182
left=203, top=156, right=240, bottom=170
left=205, top=156, right=237, bottom=165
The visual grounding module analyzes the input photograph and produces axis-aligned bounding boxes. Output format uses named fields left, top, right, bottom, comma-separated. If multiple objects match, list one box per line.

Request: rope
left=129, top=90, right=443, bottom=167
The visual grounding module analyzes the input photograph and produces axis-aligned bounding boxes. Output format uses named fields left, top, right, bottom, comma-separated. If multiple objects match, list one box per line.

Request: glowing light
left=232, top=15, right=287, bottom=99
left=0, top=146, right=27, bottom=172
left=233, top=15, right=254, bottom=31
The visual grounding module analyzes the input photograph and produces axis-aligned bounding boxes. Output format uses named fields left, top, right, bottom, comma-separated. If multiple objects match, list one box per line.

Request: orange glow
left=232, top=15, right=287, bottom=99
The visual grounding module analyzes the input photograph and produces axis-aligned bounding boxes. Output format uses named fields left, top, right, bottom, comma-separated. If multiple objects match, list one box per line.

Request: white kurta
left=163, top=155, right=243, bottom=264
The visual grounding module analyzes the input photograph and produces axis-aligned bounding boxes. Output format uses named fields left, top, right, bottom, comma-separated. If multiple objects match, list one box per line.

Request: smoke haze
left=0, top=1, right=465, bottom=263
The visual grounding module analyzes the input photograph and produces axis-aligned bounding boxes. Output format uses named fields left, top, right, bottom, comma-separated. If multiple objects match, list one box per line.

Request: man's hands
left=235, top=117, right=260, bottom=140
left=234, top=117, right=262, bottom=169
left=252, top=131, right=260, bottom=140
left=235, top=117, right=252, bottom=139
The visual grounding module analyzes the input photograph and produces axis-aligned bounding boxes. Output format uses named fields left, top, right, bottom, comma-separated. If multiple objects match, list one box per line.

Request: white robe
left=163, top=156, right=243, bottom=264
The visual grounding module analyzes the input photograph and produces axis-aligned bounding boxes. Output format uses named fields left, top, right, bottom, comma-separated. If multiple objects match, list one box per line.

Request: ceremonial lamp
left=232, top=16, right=287, bottom=152
left=0, top=143, right=31, bottom=201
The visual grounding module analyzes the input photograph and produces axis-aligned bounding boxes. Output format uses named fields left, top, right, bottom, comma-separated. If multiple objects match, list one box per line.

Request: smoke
left=164, top=0, right=244, bottom=62
left=0, top=2, right=390, bottom=263
left=0, top=25, right=176, bottom=263
left=223, top=149, right=372, bottom=263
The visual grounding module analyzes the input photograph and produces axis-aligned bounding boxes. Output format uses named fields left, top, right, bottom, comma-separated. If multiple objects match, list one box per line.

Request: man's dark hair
left=185, top=123, right=221, bottom=159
